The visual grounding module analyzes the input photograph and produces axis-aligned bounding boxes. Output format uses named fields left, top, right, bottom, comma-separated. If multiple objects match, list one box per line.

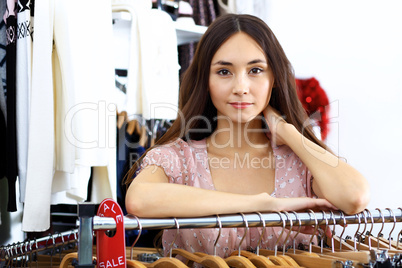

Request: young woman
left=125, top=14, right=370, bottom=257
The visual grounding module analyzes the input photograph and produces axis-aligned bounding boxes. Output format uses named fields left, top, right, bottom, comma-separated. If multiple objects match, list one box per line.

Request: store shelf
left=175, top=21, right=207, bottom=45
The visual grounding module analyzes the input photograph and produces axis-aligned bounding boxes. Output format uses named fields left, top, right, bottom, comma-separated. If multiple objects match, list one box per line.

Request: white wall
left=262, top=0, right=402, bottom=238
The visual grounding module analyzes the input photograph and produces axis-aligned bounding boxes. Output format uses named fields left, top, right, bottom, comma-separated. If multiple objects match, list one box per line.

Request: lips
left=229, top=102, right=253, bottom=109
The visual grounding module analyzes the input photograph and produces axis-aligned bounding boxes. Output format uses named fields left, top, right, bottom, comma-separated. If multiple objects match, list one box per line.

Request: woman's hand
left=268, top=196, right=338, bottom=237
left=263, top=105, right=289, bottom=146
left=269, top=196, right=338, bottom=213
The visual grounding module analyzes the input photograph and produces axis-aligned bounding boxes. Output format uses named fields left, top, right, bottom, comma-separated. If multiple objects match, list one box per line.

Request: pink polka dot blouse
left=137, top=138, right=315, bottom=259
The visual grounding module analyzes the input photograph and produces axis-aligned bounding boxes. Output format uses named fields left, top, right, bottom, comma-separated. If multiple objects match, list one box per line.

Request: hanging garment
left=23, top=0, right=116, bottom=232
left=113, top=0, right=180, bottom=121
left=0, top=0, right=6, bottom=103
left=16, top=0, right=34, bottom=204
left=4, top=0, right=18, bottom=212
left=23, top=0, right=55, bottom=231
left=0, top=82, right=6, bottom=180
left=296, top=77, right=330, bottom=141
left=138, top=8, right=180, bottom=120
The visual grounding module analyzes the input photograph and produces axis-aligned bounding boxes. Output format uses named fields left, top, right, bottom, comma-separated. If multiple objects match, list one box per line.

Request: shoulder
left=144, top=138, right=205, bottom=160
left=139, top=138, right=207, bottom=181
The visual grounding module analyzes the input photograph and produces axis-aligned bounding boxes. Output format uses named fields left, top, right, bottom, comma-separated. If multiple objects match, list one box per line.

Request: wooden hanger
left=258, top=211, right=301, bottom=267
left=139, top=122, right=149, bottom=148
left=313, top=211, right=371, bottom=264
left=360, top=208, right=402, bottom=253
left=173, top=249, right=230, bottom=268
left=169, top=214, right=229, bottom=267
left=142, top=218, right=188, bottom=268
left=230, top=212, right=281, bottom=267
left=268, top=210, right=356, bottom=268
left=324, top=210, right=354, bottom=252
left=221, top=213, right=257, bottom=268
left=117, top=110, right=127, bottom=129
left=373, top=208, right=402, bottom=251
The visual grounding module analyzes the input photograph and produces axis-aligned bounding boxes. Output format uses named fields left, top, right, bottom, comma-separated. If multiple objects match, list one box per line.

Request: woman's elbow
left=125, top=184, right=148, bottom=217
left=343, top=185, right=371, bottom=215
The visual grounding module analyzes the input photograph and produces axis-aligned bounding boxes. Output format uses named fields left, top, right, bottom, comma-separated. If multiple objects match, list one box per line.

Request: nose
left=232, top=75, right=249, bottom=95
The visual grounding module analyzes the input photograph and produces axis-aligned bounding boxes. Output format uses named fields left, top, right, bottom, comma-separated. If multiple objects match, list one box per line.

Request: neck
left=208, top=116, right=269, bottom=152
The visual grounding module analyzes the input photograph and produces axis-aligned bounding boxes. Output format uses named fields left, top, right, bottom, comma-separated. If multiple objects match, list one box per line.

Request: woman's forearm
left=282, top=124, right=370, bottom=214
left=126, top=181, right=338, bottom=218
left=126, top=182, right=270, bottom=218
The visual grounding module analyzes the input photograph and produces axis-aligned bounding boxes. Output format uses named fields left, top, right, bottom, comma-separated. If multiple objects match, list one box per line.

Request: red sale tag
left=96, top=198, right=126, bottom=268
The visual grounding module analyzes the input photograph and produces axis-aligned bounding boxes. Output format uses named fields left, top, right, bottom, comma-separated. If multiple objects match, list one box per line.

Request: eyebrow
left=211, top=59, right=267, bottom=66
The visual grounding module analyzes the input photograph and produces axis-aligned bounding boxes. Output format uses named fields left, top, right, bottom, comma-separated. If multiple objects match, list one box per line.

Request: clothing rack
left=0, top=229, right=78, bottom=267
left=76, top=203, right=402, bottom=267
left=91, top=208, right=402, bottom=231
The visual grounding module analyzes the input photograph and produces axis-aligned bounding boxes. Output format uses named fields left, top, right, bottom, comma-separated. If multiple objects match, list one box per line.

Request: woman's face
left=209, top=32, right=275, bottom=124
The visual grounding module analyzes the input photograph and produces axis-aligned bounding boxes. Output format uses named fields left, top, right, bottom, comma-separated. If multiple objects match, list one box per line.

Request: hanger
left=258, top=212, right=301, bottom=266
left=283, top=210, right=352, bottom=268
left=395, top=208, right=402, bottom=250
left=325, top=211, right=355, bottom=252
left=126, top=215, right=148, bottom=268
left=300, top=209, right=320, bottom=257
left=309, top=211, right=332, bottom=254
left=289, top=211, right=302, bottom=255
left=173, top=215, right=230, bottom=268
left=139, top=118, right=149, bottom=148
left=361, top=208, right=400, bottom=252
left=221, top=213, right=256, bottom=268
left=376, top=209, right=402, bottom=254
left=143, top=218, right=187, bottom=268
left=117, top=110, right=127, bottom=129
left=231, top=212, right=277, bottom=267
left=191, top=218, right=230, bottom=268
left=323, top=211, right=371, bottom=264
left=376, top=208, right=401, bottom=250
left=279, top=211, right=302, bottom=267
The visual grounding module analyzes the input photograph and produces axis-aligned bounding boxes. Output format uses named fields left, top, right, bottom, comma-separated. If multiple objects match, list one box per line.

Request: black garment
left=5, top=14, right=17, bottom=212
left=0, top=108, right=6, bottom=179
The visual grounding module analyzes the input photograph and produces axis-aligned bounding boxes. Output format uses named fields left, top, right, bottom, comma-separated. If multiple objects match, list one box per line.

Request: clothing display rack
left=76, top=204, right=402, bottom=267
left=0, top=229, right=78, bottom=267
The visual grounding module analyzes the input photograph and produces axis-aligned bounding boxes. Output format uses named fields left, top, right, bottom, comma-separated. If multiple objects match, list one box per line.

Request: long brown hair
left=125, top=14, right=329, bottom=185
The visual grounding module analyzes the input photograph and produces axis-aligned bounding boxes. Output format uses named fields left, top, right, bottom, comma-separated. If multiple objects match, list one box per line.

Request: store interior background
left=260, top=1, right=402, bottom=237
left=1, top=0, right=401, bottom=245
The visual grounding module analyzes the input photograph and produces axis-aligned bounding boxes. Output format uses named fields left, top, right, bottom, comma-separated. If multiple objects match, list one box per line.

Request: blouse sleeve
left=136, top=139, right=195, bottom=185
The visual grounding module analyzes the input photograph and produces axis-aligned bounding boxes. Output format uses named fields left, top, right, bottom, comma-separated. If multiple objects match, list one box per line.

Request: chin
left=228, top=113, right=262, bottom=124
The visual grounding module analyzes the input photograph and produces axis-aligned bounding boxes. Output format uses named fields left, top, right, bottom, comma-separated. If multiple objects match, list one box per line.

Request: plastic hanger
left=174, top=215, right=230, bottom=268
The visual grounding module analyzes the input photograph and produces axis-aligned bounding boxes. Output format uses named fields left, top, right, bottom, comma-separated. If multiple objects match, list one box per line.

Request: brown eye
left=249, top=67, right=263, bottom=74
left=217, top=69, right=231, bottom=76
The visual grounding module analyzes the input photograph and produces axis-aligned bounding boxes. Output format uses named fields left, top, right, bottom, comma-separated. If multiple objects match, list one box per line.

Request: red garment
left=296, top=77, right=330, bottom=140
